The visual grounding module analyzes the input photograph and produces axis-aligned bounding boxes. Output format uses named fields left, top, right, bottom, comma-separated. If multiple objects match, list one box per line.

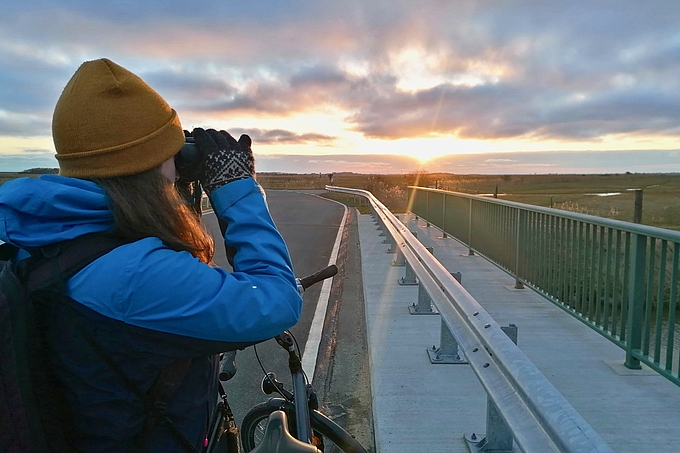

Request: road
left=201, top=189, right=373, bottom=451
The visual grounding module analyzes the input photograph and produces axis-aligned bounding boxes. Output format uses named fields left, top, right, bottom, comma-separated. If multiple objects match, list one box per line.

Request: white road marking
left=301, top=197, right=348, bottom=382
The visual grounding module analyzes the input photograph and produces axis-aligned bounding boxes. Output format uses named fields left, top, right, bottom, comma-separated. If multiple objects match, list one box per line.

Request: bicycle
left=208, top=264, right=368, bottom=453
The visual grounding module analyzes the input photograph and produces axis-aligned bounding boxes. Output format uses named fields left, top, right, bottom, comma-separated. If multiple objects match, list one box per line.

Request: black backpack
left=0, top=233, right=196, bottom=453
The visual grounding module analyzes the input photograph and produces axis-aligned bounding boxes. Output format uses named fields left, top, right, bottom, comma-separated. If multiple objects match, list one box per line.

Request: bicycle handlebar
left=240, top=262, right=368, bottom=452
left=297, top=265, right=338, bottom=292
left=219, top=265, right=338, bottom=383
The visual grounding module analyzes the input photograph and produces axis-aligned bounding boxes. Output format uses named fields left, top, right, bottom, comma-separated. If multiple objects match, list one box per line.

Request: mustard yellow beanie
left=52, top=58, right=185, bottom=178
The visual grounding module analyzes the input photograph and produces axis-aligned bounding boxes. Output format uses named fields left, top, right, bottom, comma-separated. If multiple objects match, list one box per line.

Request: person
left=0, top=58, right=303, bottom=451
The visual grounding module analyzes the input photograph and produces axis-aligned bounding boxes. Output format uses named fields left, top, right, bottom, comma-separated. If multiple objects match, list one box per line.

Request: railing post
left=441, top=194, right=448, bottom=239
left=426, top=190, right=430, bottom=227
left=633, top=189, right=643, bottom=224
left=466, top=324, right=517, bottom=453
left=468, top=198, right=475, bottom=255
left=625, top=233, right=646, bottom=369
left=514, top=210, right=525, bottom=289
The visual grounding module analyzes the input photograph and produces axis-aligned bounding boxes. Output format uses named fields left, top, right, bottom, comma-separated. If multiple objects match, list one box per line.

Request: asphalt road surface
left=201, top=189, right=374, bottom=451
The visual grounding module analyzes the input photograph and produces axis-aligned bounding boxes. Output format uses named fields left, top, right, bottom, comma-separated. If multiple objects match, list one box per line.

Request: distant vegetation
left=2, top=171, right=678, bottom=231
left=0, top=172, right=40, bottom=186
left=21, top=168, right=59, bottom=174
left=257, top=172, right=680, bottom=232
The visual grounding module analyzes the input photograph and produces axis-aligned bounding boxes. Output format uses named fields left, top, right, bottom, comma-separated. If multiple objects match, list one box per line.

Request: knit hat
left=52, top=58, right=185, bottom=178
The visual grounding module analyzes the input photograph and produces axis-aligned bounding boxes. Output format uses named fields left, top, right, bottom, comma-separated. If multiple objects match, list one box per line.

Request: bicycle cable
left=253, top=342, right=291, bottom=401
left=289, top=331, right=311, bottom=387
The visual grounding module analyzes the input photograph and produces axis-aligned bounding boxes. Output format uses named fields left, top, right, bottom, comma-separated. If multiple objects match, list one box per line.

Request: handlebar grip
left=298, top=264, right=338, bottom=290
left=219, top=350, right=238, bottom=382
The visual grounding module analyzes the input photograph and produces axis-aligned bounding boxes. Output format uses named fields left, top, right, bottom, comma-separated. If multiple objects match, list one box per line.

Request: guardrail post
left=391, top=248, right=406, bottom=266
left=466, top=324, right=518, bottom=453
left=384, top=235, right=397, bottom=253
left=427, top=319, right=467, bottom=364
left=374, top=212, right=386, bottom=236
left=427, top=272, right=466, bottom=364
left=625, top=233, right=646, bottom=369
left=409, top=283, right=438, bottom=315
left=372, top=209, right=396, bottom=252
left=371, top=212, right=381, bottom=233
left=399, top=262, right=418, bottom=285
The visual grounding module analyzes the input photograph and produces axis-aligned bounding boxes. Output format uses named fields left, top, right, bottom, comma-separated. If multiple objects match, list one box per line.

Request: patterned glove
left=192, top=128, right=255, bottom=195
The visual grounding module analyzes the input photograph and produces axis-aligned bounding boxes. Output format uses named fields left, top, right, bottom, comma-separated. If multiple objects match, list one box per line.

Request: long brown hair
left=95, top=168, right=214, bottom=264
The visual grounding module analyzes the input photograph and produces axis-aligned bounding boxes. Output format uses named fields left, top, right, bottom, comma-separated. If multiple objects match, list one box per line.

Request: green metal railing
left=409, top=186, right=680, bottom=386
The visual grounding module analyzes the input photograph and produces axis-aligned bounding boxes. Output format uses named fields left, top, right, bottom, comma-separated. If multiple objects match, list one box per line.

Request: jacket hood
left=0, top=174, right=113, bottom=248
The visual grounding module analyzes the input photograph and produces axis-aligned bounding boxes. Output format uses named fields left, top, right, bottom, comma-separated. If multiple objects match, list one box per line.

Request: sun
left=358, top=136, right=496, bottom=163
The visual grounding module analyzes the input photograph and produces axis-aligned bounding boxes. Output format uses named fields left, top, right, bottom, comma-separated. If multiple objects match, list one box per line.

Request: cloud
left=0, top=110, right=52, bottom=137
left=1, top=1, right=680, bottom=154
left=0, top=49, right=71, bottom=121
left=230, top=128, right=337, bottom=145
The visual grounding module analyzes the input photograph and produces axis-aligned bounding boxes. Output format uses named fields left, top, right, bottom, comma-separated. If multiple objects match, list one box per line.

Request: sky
left=1, top=1, right=680, bottom=174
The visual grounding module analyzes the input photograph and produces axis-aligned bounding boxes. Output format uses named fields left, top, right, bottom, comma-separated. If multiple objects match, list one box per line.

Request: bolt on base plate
left=408, top=304, right=438, bottom=315
left=427, top=347, right=468, bottom=364
left=464, top=432, right=512, bottom=453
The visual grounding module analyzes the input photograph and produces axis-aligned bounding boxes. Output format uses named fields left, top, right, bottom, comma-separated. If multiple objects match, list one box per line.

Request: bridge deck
left=359, top=213, right=680, bottom=453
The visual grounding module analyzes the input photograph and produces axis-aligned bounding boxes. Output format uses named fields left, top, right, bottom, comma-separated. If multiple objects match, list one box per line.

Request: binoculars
left=174, top=137, right=204, bottom=215
left=174, top=137, right=201, bottom=182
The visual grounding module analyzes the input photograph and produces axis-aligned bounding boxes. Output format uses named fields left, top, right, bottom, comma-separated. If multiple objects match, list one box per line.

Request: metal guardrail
left=326, top=185, right=613, bottom=453
left=408, top=186, right=680, bottom=386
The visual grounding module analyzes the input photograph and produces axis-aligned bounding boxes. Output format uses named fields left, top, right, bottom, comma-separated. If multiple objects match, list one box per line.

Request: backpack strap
left=18, top=232, right=128, bottom=294
left=136, top=357, right=196, bottom=451
left=19, top=233, right=199, bottom=453
left=0, top=242, right=18, bottom=261
left=73, top=318, right=197, bottom=453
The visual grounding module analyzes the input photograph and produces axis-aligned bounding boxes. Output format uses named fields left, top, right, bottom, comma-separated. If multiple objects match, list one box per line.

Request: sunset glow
left=1, top=2, right=679, bottom=174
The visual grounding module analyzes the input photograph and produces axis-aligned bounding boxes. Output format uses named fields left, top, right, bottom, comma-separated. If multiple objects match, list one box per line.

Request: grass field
left=429, top=173, right=680, bottom=231
left=0, top=172, right=42, bottom=186
left=257, top=172, right=680, bottom=231
left=2, top=171, right=679, bottom=231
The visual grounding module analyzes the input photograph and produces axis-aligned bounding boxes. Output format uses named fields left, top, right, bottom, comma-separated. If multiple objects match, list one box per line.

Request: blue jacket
left=0, top=175, right=302, bottom=452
